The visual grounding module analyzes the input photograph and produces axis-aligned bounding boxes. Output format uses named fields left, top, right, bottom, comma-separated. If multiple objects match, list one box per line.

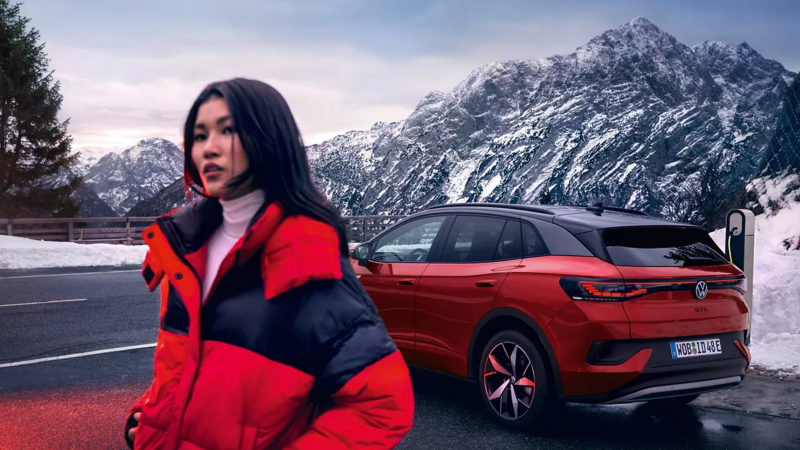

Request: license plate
left=670, top=338, right=722, bottom=359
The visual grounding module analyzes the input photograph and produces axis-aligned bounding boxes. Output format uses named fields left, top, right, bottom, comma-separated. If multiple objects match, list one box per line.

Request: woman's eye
left=194, top=134, right=207, bottom=142
left=222, top=126, right=234, bottom=135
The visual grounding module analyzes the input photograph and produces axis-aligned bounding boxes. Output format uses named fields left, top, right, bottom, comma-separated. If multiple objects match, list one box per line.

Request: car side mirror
left=351, top=243, right=373, bottom=267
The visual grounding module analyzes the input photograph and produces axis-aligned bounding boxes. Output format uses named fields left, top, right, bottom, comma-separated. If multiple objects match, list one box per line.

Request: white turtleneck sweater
left=202, top=189, right=266, bottom=304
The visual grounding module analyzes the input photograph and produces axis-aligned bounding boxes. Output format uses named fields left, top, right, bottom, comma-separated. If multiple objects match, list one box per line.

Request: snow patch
left=733, top=132, right=754, bottom=144
left=444, top=159, right=479, bottom=202
left=710, top=202, right=800, bottom=374
left=619, top=163, right=638, bottom=182
left=481, top=175, right=502, bottom=200
left=0, top=236, right=147, bottom=270
left=749, top=174, right=800, bottom=212
left=717, top=104, right=736, bottom=129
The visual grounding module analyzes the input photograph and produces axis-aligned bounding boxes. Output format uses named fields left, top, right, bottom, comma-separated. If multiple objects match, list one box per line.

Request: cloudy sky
left=19, top=0, right=800, bottom=152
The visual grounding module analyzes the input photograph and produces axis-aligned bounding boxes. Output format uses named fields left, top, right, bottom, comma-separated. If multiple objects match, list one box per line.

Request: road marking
left=0, top=343, right=157, bottom=369
left=0, top=298, right=88, bottom=308
left=0, top=269, right=139, bottom=280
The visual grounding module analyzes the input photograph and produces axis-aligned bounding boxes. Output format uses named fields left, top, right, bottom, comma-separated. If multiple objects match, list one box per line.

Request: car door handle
left=492, top=265, right=524, bottom=272
left=475, top=280, right=497, bottom=288
left=397, top=279, right=415, bottom=286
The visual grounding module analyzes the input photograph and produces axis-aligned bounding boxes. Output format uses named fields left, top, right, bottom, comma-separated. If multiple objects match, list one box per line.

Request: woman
left=125, top=78, right=414, bottom=449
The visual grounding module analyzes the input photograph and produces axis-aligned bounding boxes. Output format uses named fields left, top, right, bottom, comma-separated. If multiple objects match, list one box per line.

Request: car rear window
left=603, top=227, right=728, bottom=267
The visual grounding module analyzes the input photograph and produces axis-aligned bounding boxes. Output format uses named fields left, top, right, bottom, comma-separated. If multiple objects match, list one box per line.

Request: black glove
left=124, top=412, right=140, bottom=449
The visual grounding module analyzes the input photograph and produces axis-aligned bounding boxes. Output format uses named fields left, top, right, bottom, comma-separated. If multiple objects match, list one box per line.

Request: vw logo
left=694, top=281, right=708, bottom=300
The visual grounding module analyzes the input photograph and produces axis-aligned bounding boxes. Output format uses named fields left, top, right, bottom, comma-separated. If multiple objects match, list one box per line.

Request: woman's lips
left=203, top=164, right=223, bottom=179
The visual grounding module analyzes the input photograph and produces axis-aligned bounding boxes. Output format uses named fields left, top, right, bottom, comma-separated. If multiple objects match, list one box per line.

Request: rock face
left=72, top=182, right=118, bottom=217
left=762, top=72, right=800, bottom=177
left=126, top=178, right=198, bottom=217
left=81, top=138, right=183, bottom=215
left=128, top=18, right=796, bottom=220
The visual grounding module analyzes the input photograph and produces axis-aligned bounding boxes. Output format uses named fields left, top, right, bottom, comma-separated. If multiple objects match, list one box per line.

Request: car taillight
left=705, top=277, right=747, bottom=294
left=559, top=277, right=650, bottom=301
left=560, top=275, right=748, bottom=301
left=737, top=277, right=747, bottom=294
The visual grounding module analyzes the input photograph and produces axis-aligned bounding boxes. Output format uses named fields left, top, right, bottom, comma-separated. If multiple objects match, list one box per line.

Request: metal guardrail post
left=126, top=218, right=131, bottom=245
left=68, top=220, right=74, bottom=242
left=362, top=218, right=367, bottom=242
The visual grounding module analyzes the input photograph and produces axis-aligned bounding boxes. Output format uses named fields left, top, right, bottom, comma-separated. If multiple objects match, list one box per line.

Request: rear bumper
left=564, top=330, right=749, bottom=403
left=603, top=375, right=742, bottom=404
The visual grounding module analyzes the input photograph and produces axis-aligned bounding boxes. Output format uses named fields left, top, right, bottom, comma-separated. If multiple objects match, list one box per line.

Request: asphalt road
left=1, top=266, right=799, bottom=450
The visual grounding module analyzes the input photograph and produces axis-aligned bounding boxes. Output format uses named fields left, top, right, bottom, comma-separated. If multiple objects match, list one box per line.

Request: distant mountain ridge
left=124, top=18, right=795, bottom=228
left=79, top=138, right=183, bottom=215
left=307, top=18, right=794, bottom=223
left=73, top=146, right=124, bottom=176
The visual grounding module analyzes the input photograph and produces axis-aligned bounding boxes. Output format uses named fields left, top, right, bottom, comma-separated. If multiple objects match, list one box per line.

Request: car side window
left=440, top=216, right=506, bottom=263
left=522, top=222, right=548, bottom=257
left=372, top=216, right=446, bottom=263
left=495, top=220, right=522, bottom=260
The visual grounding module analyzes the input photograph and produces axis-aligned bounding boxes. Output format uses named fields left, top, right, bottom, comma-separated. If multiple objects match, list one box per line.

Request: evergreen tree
left=0, top=0, right=78, bottom=218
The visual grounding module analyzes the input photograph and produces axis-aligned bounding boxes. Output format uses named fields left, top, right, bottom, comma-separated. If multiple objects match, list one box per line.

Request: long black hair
left=183, top=78, right=349, bottom=256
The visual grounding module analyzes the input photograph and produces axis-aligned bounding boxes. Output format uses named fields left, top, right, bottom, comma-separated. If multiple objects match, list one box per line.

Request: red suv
left=350, top=203, right=751, bottom=428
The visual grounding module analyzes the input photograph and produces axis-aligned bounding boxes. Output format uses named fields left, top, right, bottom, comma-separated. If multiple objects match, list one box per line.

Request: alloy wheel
left=483, top=341, right=536, bottom=420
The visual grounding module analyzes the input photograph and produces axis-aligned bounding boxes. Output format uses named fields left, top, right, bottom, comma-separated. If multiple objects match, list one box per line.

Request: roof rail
left=564, top=203, right=649, bottom=216
left=426, top=202, right=556, bottom=215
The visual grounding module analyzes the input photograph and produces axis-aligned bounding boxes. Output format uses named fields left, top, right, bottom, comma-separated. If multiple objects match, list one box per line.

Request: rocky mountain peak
left=81, top=138, right=183, bottom=215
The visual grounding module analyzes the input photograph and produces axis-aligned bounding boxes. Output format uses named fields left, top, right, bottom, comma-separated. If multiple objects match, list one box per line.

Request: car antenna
left=587, top=202, right=604, bottom=215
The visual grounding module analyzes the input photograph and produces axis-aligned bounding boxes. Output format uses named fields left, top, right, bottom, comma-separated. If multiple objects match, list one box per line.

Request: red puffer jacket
left=126, top=198, right=414, bottom=449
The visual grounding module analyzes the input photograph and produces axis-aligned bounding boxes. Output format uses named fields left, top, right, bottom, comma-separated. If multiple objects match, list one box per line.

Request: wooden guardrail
left=0, top=215, right=406, bottom=245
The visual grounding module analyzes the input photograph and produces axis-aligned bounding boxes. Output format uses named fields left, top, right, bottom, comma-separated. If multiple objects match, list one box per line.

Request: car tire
left=647, top=394, right=700, bottom=407
left=476, top=330, right=554, bottom=430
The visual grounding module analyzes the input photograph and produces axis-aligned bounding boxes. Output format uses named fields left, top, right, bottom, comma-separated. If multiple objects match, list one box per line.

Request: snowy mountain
left=308, top=18, right=794, bottom=219
left=81, top=138, right=183, bottom=215
left=72, top=147, right=124, bottom=176
left=38, top=166, right=119, bottom=217
left=132, top=18, right=795, bottom=223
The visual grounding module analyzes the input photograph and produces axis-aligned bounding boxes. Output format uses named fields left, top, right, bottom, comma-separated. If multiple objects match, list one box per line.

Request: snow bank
left=0, top=235, right=147, bottom=270
left=710, top=201, right=800, bottom=374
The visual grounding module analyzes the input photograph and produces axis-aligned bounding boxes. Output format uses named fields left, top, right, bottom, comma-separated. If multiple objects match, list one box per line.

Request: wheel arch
left=467, top=307, right=563, bottom=397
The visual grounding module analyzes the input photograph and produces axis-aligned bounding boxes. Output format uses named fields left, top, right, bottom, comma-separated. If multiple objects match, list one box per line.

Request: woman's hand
left=127, top=412, right=141, bottom=443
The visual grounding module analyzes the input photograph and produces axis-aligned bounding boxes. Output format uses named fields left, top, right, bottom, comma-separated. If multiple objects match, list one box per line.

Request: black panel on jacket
left=161, top=283, right=190, bottom=336
left=156, top=196, right=273, bottom=257
left=142, top=264, right=155, bottom=285
left=156, top=198, right=223, bottom=256
left=201, top=256, right=397, bottom=393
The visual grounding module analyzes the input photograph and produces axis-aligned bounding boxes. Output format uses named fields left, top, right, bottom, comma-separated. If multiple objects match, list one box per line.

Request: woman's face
left=191, top=96, right=252, bottom=199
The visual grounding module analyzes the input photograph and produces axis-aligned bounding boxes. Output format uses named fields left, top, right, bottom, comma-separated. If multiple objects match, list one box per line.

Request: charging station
left=725, top=209, right=755, bottom=346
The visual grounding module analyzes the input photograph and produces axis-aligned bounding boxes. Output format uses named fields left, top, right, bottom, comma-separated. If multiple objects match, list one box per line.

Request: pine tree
left=0, top=0, right=78, bottom=218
